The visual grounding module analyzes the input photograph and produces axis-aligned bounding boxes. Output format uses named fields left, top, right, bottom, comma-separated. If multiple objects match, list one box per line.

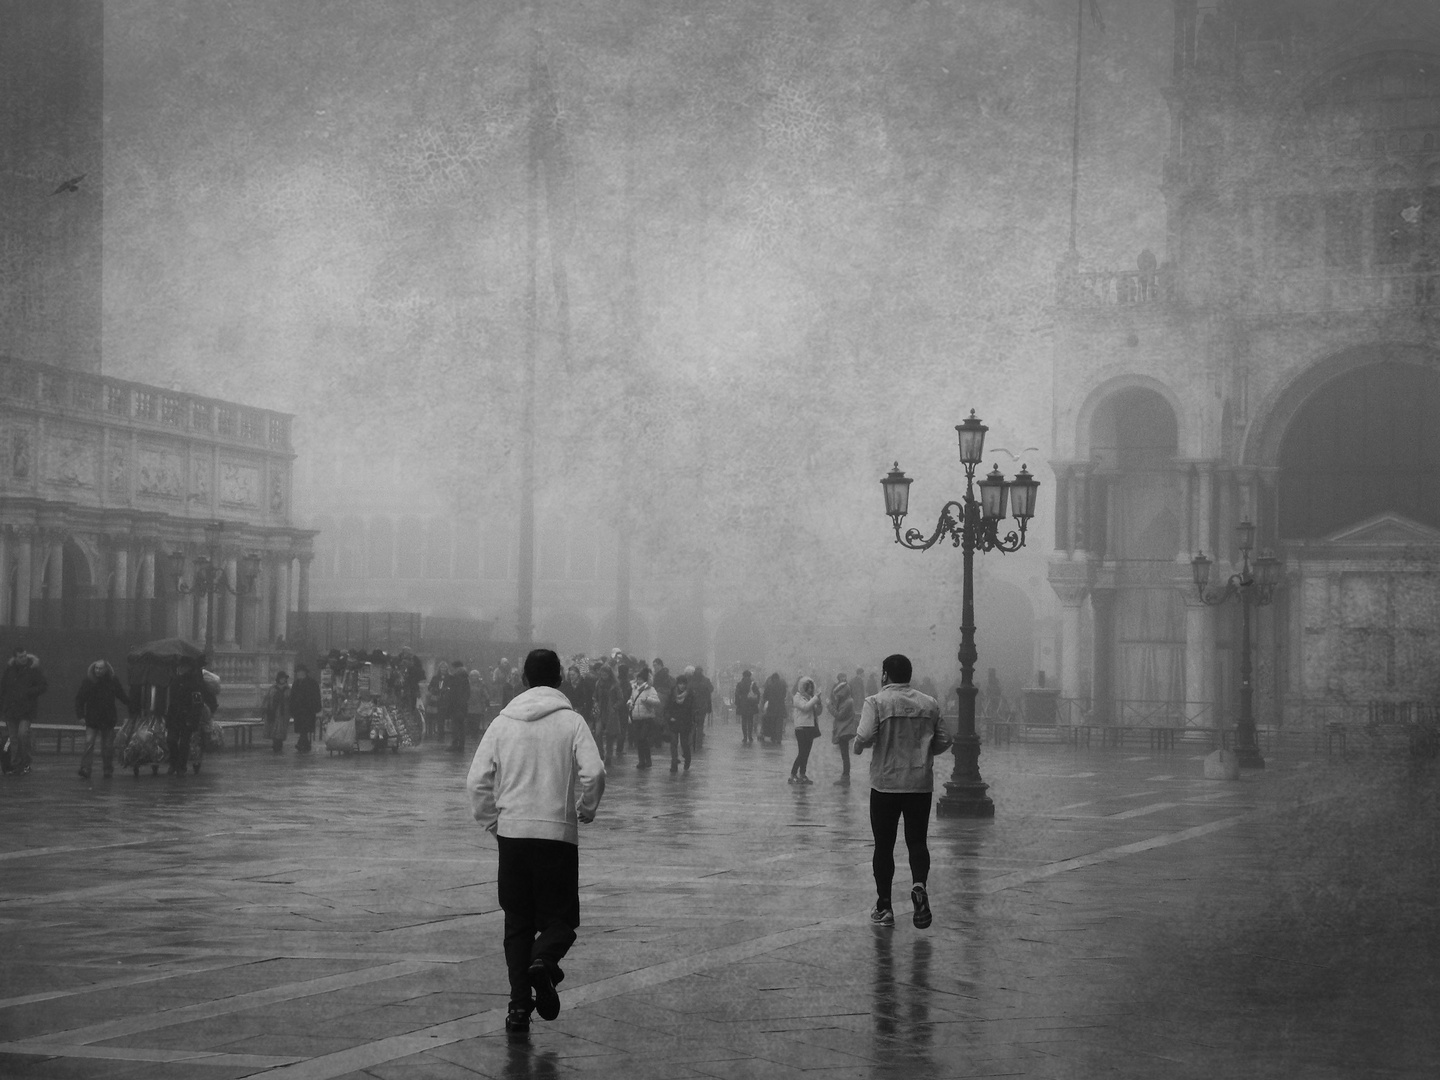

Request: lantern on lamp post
left=881, top=411, right=1040, bottom=818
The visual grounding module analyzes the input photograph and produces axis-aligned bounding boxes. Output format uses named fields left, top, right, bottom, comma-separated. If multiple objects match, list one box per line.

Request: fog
left=96, top=0, right=1170, bottom=679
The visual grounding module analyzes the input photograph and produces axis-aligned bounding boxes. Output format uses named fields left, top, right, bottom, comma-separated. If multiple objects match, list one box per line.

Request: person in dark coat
left=651, top=659, right=673, bottom=701
left=829, top=672, right=858, bottom=786
left=689, top=666, right=714, bottom=750
left=1, top=646, right=47, bottom=776
left=75, top=659, right=131, bottom=779
left=760, top=672, right=788, bottom=746
left=443, top=660, right=472, bottom=753
left=165, top=656, right=217, bottom=775
left=734, top=670, right=759, bottom=745
left=261, top=670, right=292, bottom=752
left=664, top=673, right=696, bottom=773
left=290, top=664, right=323, bottom=752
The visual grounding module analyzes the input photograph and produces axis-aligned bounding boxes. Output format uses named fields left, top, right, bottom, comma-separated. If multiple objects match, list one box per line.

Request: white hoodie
left=467, top=685, right=605, bottom=845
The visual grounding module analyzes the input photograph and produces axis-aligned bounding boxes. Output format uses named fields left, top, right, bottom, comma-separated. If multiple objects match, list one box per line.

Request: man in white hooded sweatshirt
left=468, top=648, right=606, bottom=1035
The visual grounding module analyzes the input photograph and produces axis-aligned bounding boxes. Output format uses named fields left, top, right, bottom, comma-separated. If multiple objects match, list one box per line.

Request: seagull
left=51, top=174, right=85, bottom=195
left=988, top=446, right=1040, bottom=463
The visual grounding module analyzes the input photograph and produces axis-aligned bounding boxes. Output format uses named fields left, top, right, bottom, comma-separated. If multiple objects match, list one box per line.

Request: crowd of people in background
left=0, top=639, right=957, bottom=791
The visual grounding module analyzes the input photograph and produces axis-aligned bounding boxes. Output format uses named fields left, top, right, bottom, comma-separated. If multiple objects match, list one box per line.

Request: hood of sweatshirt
left=497, top=685, right=575, bottom=723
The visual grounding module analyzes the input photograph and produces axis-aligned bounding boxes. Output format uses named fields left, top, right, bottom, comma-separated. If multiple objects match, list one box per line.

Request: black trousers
left=791, top=728, right=818, bottom=776
left=739, top=712, right=756, bottom=741
left=166, top=720, right=193, bottom=771
left=497, top=836, right=580, bottom=1010
left=869, top=790, right=932, bottom=905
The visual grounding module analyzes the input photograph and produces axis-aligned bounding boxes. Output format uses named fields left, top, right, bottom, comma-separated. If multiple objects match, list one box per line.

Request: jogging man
left=853, top=653, right=951, bottom=928
left=467, top=648, right=606, bottom=1035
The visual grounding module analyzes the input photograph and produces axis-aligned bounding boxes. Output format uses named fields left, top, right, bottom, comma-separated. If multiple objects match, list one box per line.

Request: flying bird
left=987, top=446, right=1040, bottom=463
left=50, top=174, right=85, bottom=195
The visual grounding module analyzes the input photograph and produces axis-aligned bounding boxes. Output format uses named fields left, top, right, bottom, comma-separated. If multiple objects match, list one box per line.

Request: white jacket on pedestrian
left=467, top=686, right=605, bottom=845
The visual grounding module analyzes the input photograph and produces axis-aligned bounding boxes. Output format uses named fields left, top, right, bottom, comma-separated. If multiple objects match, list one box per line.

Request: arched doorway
left=1279, top=361, right=1440, bottom=538
left=60, top=538, right=95, bottom=629
left=1272, top=358, right=1440, bottom=705
left=1088, top=387, right=1186, bottom=717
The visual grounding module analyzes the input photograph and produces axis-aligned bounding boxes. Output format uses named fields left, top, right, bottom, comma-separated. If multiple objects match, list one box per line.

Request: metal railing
left=1056, top=698, right=1218, bottom=729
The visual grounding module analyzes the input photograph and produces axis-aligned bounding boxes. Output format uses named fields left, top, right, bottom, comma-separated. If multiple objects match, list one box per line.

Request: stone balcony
left=0, top=356, right=295, bottom=527
left=1059, top=266, right=1440, bottom=317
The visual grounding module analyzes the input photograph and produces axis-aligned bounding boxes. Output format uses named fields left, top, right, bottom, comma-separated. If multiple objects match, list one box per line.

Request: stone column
left=274, top=557, right=290, bottom=644
left=0, top=530, right=8, bottom=626
left=297, top=555, right=312, bottom=624
left=1053, top=582, right=1089, bottom=711
left=14, top=532, right=32, bottom=628
left=221, top=557, right=239, bottom=646
left=1184, top=595, right=1217, bottom=728
left=257, top=561, right=273, bottom=647
left=1195, top=462, right=1214, bottom=558
left=1090, top=588, right=1116, bottom=723
left=112, top=545, right=130, bottom=632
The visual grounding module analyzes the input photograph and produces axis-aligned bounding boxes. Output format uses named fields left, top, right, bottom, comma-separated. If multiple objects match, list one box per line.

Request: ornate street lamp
left=881, top=410, right=1040, bottom=818
left=1191, top=521, right=1280, bottom=769
left=169, top=526, right=262, bottom=653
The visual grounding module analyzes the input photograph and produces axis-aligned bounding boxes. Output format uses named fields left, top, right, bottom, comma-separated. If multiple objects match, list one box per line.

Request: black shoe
left=911, top=883, right=932, bottom=929
left=528, top=960, right=560, bottom=1021
left=505, top=1006, right=531, bottom=1036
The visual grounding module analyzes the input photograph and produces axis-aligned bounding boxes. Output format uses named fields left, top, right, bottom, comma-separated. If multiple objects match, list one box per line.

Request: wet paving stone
left=1, top=728, right=1436, bottom=1077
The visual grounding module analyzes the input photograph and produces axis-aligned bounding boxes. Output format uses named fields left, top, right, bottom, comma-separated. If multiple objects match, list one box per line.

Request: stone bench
left=214, top=718, right=265, bottom=749
left=31, top=723, right=86, bottom=754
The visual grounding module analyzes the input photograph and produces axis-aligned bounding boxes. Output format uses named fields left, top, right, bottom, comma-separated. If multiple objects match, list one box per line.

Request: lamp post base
left=1235, top=744, right=1266, bottom=769
left=936, top=780, right=995, bottom=818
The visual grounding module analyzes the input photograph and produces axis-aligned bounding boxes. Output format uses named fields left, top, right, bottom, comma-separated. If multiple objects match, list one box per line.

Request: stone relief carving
left=44, top=434, right=96, bottom=488
left=191, top=459, right=212, bottom=503
left=137, top=448, right=184, bottom=499
left=12, top=430, right=32, bottom=480
left=220, top=462, right=260, bottom=507
left=270, top=472, right=285, bottom=514
left=109, top=450, right=127, bottom=495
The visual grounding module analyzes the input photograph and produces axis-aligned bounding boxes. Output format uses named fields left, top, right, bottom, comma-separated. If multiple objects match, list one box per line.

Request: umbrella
left=127, top=637, right=206, bottom=685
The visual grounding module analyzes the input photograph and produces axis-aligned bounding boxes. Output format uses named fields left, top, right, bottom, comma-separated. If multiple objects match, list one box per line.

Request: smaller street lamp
left=1191, top=521, right=1280, bottom=769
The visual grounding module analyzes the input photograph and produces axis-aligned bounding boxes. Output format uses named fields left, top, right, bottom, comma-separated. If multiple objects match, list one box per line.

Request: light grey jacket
left=853, top=683, right=951, bottom=793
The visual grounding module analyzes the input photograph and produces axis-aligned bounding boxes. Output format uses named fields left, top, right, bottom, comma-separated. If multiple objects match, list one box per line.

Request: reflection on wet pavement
left=0, top=726, right=1435, bottom=1078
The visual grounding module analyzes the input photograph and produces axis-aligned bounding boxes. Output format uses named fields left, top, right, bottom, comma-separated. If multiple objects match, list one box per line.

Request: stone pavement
left=0, top=725, right=1436, bottom=1079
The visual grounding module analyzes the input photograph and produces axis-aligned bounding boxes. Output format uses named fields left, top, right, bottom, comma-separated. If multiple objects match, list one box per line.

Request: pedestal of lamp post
left=936, top=732, right=995, bottom=817
left=936, top=684, right=994, bottom=818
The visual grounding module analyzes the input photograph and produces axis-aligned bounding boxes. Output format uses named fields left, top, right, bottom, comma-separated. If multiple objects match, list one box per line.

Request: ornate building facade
left=0, top=356, right=314, bottom=701
left=1050, top=0, right=1440, bottom=731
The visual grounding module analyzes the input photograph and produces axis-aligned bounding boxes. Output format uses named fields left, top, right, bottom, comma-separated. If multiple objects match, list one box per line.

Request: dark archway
left=1089, top=386, right=1182, bottom=561
left=1278, top=361, right=1440, bottom=538
left=61, top=538, right=95, bottom=629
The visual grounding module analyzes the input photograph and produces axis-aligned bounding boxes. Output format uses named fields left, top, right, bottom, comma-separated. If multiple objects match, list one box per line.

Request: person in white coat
left=467, top=648, right=606, bottom=1036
